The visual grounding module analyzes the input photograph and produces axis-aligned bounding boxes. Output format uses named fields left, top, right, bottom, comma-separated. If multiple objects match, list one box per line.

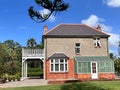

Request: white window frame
left=50, top=58, right=68, bottom=72
left=75, top=43, right=81, bottom=54
left=93, top=38, right=101, bottom=47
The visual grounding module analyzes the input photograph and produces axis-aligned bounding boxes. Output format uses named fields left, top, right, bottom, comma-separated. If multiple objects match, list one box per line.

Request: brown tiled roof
left=43, top=24, right=110, bottom=38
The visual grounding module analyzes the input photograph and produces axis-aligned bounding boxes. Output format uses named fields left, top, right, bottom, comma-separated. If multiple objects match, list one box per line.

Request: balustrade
left=22, top=48, right=44, bottom=57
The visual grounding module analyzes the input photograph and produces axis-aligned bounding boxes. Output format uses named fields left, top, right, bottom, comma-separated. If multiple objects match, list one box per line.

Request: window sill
left=76, top=53, right=80, bottom=55
left=94, top=46, right=101, bottom=48
left=50, top=71, right=68, bottom=74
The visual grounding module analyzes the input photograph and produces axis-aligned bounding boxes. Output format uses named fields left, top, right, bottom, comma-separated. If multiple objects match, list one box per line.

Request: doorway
left=27, top=59, right=43, bottom=79
left=91, top=62, right=98, bottom=79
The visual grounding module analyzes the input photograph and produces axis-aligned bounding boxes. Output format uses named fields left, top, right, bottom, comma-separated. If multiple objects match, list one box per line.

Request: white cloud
left=109, top=33, right=119, bottom=47
left=101, top=24, right=112, bottom=33
left=81, top=14, right=119, bottom=56
left=81, top=14, right=112, bottom=33
left=104, top=0, right=120, bottom=7
left=40, top=9, right=50, bottom=15
left=49, top=15, right=56, bottom=22
left=40, top=9, right=56, bottom=22
left=81, top=15, right=99, bottom=27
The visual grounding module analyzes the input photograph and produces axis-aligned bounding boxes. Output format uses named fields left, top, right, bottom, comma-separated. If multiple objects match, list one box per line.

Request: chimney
left=97, top=25, right=101, bottom=32
left=43, top=25, right=48, bottom=34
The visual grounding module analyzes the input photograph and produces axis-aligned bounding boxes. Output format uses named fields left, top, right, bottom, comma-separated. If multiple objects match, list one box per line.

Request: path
left=0, top=79, right=48, bottom=88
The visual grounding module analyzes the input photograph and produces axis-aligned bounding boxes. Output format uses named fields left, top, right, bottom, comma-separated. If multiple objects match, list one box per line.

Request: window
left=50, top=58, right=68, bottom=72
left=75, top=43, right=80, bottom=54
left=98, top=62, right=114, bottom=73
left=93, top=38, right=101, bottom=47
left=78, top=62, right=91, bottom=73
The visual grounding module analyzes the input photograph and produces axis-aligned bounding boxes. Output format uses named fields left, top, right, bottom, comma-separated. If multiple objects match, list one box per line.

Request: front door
left=91, top=62, right=98, bottom=79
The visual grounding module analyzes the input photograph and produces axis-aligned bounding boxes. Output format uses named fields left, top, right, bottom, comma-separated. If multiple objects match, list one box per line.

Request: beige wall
left=44, top=38, right=109, bottom=59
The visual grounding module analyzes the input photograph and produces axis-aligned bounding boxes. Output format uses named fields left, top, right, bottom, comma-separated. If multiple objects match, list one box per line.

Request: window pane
left=65, top=64, right=67, bottom=71
left=76, top=43, right=80, bottom=46
left=55, top=59, right=59, bottom=63
left=65, top=59, right=67, bottom=63
left=98, top=62, right=105, bottom=72
left=51, top=59, right=53, bottom=63
left=76, top=48, right=80, bottom=53
left=60, top=59, right=64, bottom=63
left=51, top=64, right=53, bottom=71
left=55, top=64, right=59, bottom=71
left=60, top=64, right=64, bottom=71
left=78, top=62, right=91, bottom=73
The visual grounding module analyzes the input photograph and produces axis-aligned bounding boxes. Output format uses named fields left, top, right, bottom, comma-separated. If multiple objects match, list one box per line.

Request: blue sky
left=0, top=0, right=120, bottom=56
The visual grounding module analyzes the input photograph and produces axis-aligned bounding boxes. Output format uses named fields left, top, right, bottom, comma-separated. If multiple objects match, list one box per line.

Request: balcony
left=22, top=48, right=44, bottom=59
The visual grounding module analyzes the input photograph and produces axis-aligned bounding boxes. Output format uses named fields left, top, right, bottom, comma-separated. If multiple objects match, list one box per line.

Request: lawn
left=0, top=81, right=120, bottom=90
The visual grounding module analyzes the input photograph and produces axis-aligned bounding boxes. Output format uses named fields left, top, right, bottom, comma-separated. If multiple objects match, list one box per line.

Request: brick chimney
left=43, top=25, right=48, bottom=34
left=97, top=25, right=101, bottom=32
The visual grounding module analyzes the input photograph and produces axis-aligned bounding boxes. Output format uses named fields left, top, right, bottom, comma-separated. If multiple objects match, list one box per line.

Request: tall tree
left=27, top=38, right=37, bottom=48
left=4, top=40, right=21, bottom=50
left=109, top=53, right=116, bottom=60
left=28, top=0, right=69, bottom=23
left=0, top=40, right=22, bottom=76
left=118, top=41, right=120, bottom=56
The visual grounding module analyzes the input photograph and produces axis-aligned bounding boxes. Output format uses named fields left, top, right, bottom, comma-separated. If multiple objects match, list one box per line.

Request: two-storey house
left=43, top=24, right=115, bottom=81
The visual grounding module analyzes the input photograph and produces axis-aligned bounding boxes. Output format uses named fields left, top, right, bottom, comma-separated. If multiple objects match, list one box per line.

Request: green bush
left=27, top=67, right=43, bottom=77
left=16, top=73, right=21, bottom=81
left=8, top=76, right=12, bottom=81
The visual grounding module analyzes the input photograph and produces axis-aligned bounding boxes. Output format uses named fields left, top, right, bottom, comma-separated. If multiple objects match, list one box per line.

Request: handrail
left=22, top=48, right=44, bottom=57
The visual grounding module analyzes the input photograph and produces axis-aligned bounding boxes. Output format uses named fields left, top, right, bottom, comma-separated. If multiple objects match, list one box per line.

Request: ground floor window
left=78, top=62, right=91, bottom=73
left=50, top=58, right=68, bottom=72
left=77, top=61, right=114, bottom=73
left=98, top=62, right=114, bottom=73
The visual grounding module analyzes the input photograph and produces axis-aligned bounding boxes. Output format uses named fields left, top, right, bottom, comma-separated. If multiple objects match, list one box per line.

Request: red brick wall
left=75, top=74, right=91, bottom=81
left=45, top=59, right=75, bottom=80
left=75, top=73, right=115, bottom=81
left=98, top=73, right=115, bottom=80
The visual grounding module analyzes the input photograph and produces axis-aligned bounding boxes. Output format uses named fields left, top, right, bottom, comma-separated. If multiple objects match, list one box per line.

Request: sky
left=0, top=0, right=120, bottom=56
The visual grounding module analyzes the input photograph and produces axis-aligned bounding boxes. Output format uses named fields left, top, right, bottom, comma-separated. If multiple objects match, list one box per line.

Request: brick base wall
left=75, top=73, right=115, bottom=81
left=98, top=73, right=115, bottom=80
left=45, top=59, right=75, bottom=79
left=75, top=74, right=91, bottom=81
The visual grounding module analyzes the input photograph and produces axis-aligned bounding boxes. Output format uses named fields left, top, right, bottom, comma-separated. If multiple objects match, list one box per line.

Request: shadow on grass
left=60, top=82, right=110, bottom=90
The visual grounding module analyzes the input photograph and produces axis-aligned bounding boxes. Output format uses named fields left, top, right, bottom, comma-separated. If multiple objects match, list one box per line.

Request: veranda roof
left=74, top=56, right=113, bottom=62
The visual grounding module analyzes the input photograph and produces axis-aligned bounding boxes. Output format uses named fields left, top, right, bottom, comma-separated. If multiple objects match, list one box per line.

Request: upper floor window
left=93, top=38, right=101, bottom=48
left=50, top=58, right=68, bottom=72
left=75, top=43, right=80, bottom=54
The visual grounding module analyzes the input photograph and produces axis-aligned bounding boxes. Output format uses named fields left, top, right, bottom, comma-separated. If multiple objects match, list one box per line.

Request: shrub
left=27, top=67, right=43, bottom=77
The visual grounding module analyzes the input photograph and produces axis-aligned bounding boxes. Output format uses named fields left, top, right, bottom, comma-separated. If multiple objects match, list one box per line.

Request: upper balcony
left=22, top=48, right=44, bottom=59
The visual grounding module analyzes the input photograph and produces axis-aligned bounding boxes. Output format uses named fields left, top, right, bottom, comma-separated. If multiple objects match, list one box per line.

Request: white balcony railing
left=22, top=48, right=44, bottom=57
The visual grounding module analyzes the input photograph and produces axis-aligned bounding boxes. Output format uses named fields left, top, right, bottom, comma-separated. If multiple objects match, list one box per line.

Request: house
left=43, top=24, right=115, bottom=81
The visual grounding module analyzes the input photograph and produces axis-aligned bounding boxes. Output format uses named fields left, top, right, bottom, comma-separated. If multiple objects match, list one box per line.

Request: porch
left=22, top=48, right=44, bottom=80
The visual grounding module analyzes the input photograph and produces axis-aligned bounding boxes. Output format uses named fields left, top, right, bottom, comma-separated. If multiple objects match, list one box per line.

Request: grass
left=1, top=81, right=120, bottom=90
